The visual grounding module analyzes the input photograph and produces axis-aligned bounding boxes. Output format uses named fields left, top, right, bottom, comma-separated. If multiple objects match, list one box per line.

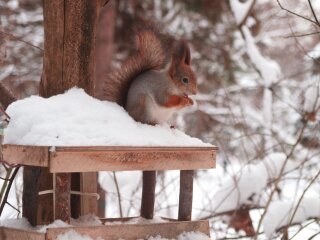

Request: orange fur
left=164, top=95, right=193, bottom=108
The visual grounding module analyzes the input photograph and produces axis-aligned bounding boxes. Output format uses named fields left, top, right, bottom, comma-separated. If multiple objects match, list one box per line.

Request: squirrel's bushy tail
left=0, top=82, right=16, bottom=109
left=103, top=30, right=165, bottom=107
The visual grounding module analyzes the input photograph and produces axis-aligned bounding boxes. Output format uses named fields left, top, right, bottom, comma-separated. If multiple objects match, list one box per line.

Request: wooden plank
left=1, top=145, right=217, bottom=171
left=46, top=220, right=210, bottom=240
left=70, top=173, right=81, bottom=219
left=2, top=145, right=48, bottom=167
left=23, top=166, right=41, bottom=226
left=80, top=172, right=98, bottom=215
left=23, top=167, right=54, bottom=226
left=178, top=170, right=194, bottom=221
left=49, top=147, right=216, bottom=173
left=54, top=173, right=71, bottom=223
left=141, top=171, right=156, bottom=219
left=53, top=146, right=217, bottom=151
left=0, top=227, right=45, bottom=240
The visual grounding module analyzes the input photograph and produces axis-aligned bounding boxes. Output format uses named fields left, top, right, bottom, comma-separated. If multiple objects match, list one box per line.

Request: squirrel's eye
left=182, top=77, right=189, bottom=84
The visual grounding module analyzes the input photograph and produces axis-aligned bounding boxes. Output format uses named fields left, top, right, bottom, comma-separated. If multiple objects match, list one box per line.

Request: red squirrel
left=104, top=27, right=198, bottom=219
left=103, top=29, right=197, bottom=125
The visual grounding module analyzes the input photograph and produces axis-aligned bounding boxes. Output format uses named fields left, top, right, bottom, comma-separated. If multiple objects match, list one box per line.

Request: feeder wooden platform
left=2, top=145, right=217, bottom=172
left=1, top=144, right=217, bottom=239
left=0, top=218, right=209, bottom=240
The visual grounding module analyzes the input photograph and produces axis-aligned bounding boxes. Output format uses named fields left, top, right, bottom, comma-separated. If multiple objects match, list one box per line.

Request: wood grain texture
left=0, top=82, right=16, bottom=109
left=141, top=171, right=156, bottom=219
left=94, top=1, right=116, bottom=98
left=22, top=166, right=41, bottom=226
left=54, top=173, right=71, bottom=223
left=37, top=168, right=54, bottom=225
left=1, top=145, right=217, bottom=172
left=46, top=220, right=210, bottom=240
left=2, top=145, right=48, bottom=167
left=41, top=1, right=100, bottom=97
left=178, top=170, right=194, bottom=221
left=63, top=1, right=100, bottom=96
left=49, top=147, right=216, bottom=173
left=40, top=0, right=64, bottom=97
left=80, top=173, right=98, bottom=215
left=0, top=227, right=45, bottom=240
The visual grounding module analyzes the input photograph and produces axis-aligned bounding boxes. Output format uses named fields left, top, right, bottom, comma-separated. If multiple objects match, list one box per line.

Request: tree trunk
left=94, top=1, right=116, bottom=99
left=23, top=0, right=101, bottom=225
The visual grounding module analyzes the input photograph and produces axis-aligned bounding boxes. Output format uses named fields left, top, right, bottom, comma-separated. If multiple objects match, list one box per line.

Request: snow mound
left=145, top=231, right=210, bottom=240
left=303, top=80, right=320, bottom=113
left=0, top=218, right=70, bottom=233
left=263, top=197, right=320, bottom=238
left=211, top=153, right=296, bottom=213
left=4, top=88, right=211, bottom=147
left=0, top=217, right=32, bottom=231
left=230, top=0, right=255, bottom=25
left=56, top=230, right=210, bottom=240
left=56, top=230, right=103, bottom=240
left=0, top=217, right=211, bottom=240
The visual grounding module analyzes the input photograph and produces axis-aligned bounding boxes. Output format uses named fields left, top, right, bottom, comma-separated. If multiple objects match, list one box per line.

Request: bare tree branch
left=112, top=172, right=123, bottom=217
left=276, top=0, right=318, bottom=26
left=254, top=122, right=308, bottom=239
left=288, top=169, right=320, bottom=227
left=0, top=82, right=16, bottom=110
left=283, top=31, right=320, bottom=38
left=0, top=30, right=43, bottom=52
left=308, top=0, right=320, bottom=26
left=0, top=166, right=20, bottom=216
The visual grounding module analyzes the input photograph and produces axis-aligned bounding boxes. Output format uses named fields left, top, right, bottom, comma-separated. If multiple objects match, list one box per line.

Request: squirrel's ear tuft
left=176, top=40, right=191, bottom=65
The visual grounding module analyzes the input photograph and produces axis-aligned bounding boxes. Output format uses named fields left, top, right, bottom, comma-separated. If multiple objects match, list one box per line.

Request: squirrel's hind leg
left=126, top=95, right=154, bottom=125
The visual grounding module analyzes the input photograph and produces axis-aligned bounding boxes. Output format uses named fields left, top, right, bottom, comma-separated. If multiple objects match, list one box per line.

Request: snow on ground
left=303, top=79, right=320, bottom=113
left=106, top=216, right=168, bottom=225
left=0, top=217, right=32, bottom=231
left=56, top=230, right=210, bottom=240
left=0, top=217, right=70, bottom=232
left=0, top=215, right=101, bottom=233
left=145, top=231, right=210, bottom=240
left=242, top=26, right=281, bottom=87
left=308, top=42, right=320, bottom=59
left=56, top=230, right=103, bottom=240
left=229, top=0, right=255, bottom=25
left=55, top=230, right=210, bottom=240
left=4, top=88, right=211, bottom=147
left=262, top=197, right=320, bottom=238
left=0, top=216, right=210, bottom=240
left=210, top=152, right=294, bottom=213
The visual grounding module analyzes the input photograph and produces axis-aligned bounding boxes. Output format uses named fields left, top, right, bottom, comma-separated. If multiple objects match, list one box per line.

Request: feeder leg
left=81, top=172, right=98, bottom=215
left=54, top=173, right=71, bottom=223
left=141, top=171, right=156, bottom=219
left=178, top=170, right=194, bottom=221
left=23, top=166, right=41, bottom=226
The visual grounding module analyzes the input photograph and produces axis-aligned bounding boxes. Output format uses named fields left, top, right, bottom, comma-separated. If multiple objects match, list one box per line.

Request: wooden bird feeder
left=0, top=1, right=217, bottom=239
left=1, top=145, right=216, bottom=239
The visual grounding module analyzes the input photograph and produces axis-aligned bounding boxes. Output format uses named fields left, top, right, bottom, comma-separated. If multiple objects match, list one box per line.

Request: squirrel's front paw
left=182, top=95, right=194, bottom=106
left=165, top=95, right=193, bottom=108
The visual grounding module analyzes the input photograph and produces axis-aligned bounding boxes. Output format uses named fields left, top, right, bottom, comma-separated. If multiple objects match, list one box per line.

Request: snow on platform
left=3, top=88, right=211, bottom=147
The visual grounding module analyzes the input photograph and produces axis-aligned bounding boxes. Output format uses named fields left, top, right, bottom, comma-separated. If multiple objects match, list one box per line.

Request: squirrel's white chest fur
left=146, top=95, right=176, bottom=124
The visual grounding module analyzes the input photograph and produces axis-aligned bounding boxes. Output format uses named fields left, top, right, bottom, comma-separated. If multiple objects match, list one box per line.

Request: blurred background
left=0, top=0, right=319, bottom=239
